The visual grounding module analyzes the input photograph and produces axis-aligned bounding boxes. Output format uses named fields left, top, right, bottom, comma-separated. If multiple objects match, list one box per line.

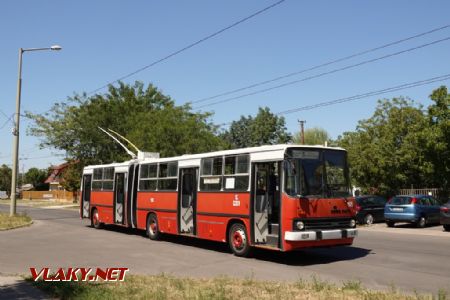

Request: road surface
left=0, top=204, right=449, bottom=294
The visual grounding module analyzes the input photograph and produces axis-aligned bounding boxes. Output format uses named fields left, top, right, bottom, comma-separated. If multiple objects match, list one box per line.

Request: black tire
left=147, top=214, right=160, bottom=240
left=444, top=224, right=450, bottom=232
left=91, top=208, right=103, bottom=229
left=386, top=221, right=395, bottom=228
left=228, top=223, right=252, bottom=257
left=364, top=214, right=374, bottom=225
left=416, top=216, right=426, bottom=228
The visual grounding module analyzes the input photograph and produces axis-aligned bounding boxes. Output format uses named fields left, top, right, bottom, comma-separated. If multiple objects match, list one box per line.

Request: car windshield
left=284, top=148, right=350, bottom=198
left=390, top=197, right=413, bottom=205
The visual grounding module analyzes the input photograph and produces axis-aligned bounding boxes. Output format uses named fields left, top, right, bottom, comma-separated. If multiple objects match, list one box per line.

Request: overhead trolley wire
left=191, top=24, right=450, bottom=105
left=277, top=74, right=450, bottom=115
left=217, top=73, right=450, bottom=127
left=193, top=36, right=450, bottom=110
left=87, top=0, right=287, bottom=95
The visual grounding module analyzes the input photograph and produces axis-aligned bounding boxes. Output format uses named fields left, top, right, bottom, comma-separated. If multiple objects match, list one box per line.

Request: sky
left=1, top=0, right=449, bottom=171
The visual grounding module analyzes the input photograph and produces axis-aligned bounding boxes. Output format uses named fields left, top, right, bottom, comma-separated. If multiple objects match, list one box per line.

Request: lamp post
left=10, top=45, right=62, bottom=216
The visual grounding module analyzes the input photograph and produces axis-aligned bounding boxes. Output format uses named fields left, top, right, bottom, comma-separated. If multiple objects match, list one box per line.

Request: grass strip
left=0, top=212, right=32, bottom=230
left=29, top=273, right=448, bottom=300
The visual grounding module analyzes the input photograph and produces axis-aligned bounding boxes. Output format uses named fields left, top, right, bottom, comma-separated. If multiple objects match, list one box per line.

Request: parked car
left=384, top=195, right=441, bottom=228
left=355, top=195, right=387, bottom=225
left=440, top=200, right=450, bottom=232
left=0, top=191, right=8, bottom=199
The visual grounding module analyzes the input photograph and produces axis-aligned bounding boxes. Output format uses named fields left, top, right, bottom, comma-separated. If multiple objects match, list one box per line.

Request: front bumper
left=284, top=228, right=358, bottom=241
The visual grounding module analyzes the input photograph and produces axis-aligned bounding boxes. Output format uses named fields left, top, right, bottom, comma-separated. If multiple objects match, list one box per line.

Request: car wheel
left=416, top=216, right=427, bottom=228
left=443, top=224, right=450, bottom=232
left=91, top=208, right=103, bottom=229
left=386, top=221, right=395, bottom=227
left=147, top=214, right=160, bottom=240
left=228, top=223, right=252, bottom=257
left=364, top=214, right=374, bottom=225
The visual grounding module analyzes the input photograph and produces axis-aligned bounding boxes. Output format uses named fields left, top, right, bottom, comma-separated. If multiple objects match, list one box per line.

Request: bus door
left=253, top=164, right=269, bottom=243
left=178, top=168, right=198, bottom=234
left=114, top=173, right=126, bottom=224
left=81, top=174, right=92, bottom=218
left=253, top=162, right=280, bottom=246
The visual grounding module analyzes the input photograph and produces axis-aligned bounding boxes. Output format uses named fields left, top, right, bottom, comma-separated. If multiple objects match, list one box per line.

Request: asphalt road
left=1, top=204, right=449, bottom=294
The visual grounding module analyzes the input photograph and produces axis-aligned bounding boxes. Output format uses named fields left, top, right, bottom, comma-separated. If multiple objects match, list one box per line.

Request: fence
left=398, top=188, right=442, bottom=198
left=21, top=190, right=78, bottom=202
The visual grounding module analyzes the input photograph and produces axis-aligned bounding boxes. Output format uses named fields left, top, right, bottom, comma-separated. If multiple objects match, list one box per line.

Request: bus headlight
left=295, top=221, right=305, bottom=230
left=350, top=219, right=356, bottom=228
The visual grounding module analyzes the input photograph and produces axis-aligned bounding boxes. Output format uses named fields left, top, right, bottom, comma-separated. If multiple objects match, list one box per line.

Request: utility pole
left=298, top=120, right=306, bottom=145
left=10, top=45, right=61, bottom=216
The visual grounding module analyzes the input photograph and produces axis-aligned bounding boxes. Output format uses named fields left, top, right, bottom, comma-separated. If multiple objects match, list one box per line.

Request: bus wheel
left=228, top=223, right=251, bottom=257
left=91, top=208, right=103, bottom=229
left=147, top=214, right=160, bottom=240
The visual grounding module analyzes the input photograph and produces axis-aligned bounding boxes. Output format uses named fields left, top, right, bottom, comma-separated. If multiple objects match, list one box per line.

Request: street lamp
left=10, top=45, right=62, bottom=216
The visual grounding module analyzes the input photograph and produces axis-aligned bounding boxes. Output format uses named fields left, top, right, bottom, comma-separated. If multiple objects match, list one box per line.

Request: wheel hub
left=233, top=229, right=246, bottom=249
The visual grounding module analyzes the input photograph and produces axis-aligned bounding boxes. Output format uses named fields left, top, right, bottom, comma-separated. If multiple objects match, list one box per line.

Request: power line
left=218, top=73, right=450, bottom=126
left=0, top=114, right=13, bottom=130
left=0, top=109, right=10, bottom=120
left=193, top=36, right=450, bottom=110
left=276, top=74, right=450, bottom=115
left=87, top=0, right=287, bottom=95
left=191, top=24, right=450, bottom=104
left=19, top=154, right=65, bottom=161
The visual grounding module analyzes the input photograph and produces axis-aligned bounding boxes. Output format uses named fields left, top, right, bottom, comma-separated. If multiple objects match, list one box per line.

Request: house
left=45, top=162, right=70, bottom=191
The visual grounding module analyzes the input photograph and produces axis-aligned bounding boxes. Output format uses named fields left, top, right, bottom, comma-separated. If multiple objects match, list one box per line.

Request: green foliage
left=338, top=87, right=449, bottom=196
left=293, top=127, right=330, bottom=145
left=60, top=162, right=83, bottom=194
left=425, top=86, right=450, bottom=194
left=27, top=81, right=226, bottom=167
left=222, top=107, right=291, bottom=148
left=0, top=164, right=12, bottom=194
left=24, top=167, right=49, bottom=188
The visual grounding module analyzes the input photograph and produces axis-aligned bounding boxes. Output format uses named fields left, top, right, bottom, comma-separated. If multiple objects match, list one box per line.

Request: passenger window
left=92, top=167, right=114, bottom=191
left=200, top=157, right=223, bottom=191
left=158, top=162, right=178, bottom=191
left=224, top=154, right=250, bottom=191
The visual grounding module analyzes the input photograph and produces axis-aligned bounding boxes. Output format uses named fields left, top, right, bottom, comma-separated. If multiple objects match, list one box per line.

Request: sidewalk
left=0, top=275, right=49, bottom=300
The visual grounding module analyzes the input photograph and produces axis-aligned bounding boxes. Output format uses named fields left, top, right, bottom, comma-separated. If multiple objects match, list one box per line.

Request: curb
left=0, top=220, right=33, bottom=231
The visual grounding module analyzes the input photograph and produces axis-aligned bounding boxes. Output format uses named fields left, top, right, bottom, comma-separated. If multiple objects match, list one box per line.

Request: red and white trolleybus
left=80, top=145, right=358, bottom=256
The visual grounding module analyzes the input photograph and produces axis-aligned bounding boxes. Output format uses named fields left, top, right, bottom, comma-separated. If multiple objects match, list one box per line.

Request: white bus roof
left=83, top=144, right=345, bottom=171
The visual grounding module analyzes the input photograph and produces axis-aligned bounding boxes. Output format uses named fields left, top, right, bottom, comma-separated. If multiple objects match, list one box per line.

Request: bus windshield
left=284, top=148, right=350, bottom=198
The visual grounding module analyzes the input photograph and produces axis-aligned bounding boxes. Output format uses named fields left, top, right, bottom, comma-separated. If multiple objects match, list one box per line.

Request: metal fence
left=398, top=188, right=441, bottom=197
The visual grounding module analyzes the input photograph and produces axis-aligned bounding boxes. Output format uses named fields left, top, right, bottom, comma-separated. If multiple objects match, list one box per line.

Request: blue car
left=384, top=195, right=441, bottom=228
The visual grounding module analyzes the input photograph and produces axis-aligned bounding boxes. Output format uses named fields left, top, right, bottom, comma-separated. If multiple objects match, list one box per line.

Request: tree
left=24, top=167, right=49, bottom=189
left=338, top=97, right=431, bottom=196
left=222, top=107, right=292, bottom=148
left=60, top=162, right=83, bottom=202
left=27, top=81, right=226, bottom=167
left=293, top=127, right=330, bottom=145
left=0, top=164, right=12, bottom=194
left=425, top=86, right=450, bottom=195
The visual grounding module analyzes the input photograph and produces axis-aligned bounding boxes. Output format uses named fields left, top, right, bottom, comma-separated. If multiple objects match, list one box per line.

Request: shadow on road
left=0, top=279, right=48, bottom=300
left=95, top=224, right=371, bottom=265
left=389, top=223, right=441, bottom=229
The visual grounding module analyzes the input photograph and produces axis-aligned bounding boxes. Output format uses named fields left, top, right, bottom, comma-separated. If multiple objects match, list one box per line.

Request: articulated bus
left=80, top=145, right=358, bottom=257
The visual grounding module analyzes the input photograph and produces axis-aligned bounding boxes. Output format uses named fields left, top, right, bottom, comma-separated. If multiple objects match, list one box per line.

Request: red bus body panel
left=91, top=191, right=114, bottom=224
left=196, top=192, right=250, bottom=242
left=281, top=194, right=356, bottom=251
left=136, top=192, right=178, bottom=233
